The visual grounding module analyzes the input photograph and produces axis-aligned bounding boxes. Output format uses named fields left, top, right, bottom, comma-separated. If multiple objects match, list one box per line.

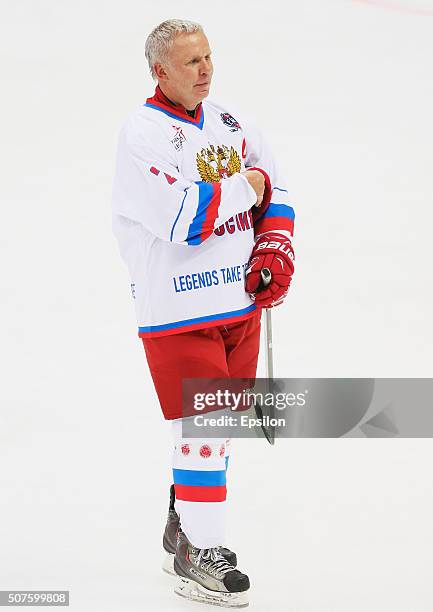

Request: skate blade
left=174, top=576, right=249, bottom=608
left=162, top=552, right=176, bottom=576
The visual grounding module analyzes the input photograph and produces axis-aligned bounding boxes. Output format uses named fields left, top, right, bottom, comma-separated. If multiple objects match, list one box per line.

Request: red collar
left=145, top=85, right=203, bottom=125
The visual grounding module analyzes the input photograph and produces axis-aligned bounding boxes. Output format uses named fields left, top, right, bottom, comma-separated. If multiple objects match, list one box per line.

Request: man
left=112, top=19, right=295, bottom=607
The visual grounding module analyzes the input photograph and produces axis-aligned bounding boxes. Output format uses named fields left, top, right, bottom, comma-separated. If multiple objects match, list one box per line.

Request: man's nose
left=199, top=58, right=212, bottom=74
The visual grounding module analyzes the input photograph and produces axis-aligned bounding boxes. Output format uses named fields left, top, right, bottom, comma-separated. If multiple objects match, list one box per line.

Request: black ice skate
left=162, top=484, right=237, bottom=576
left=174, top=529, right=249, bottom=608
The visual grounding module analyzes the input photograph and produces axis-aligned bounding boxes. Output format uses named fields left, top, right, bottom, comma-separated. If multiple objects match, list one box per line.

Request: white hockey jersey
left=112, top=85, right=295, bottom=338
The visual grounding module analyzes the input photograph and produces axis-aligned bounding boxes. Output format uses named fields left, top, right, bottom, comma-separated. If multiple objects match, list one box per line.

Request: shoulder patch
left=220, top=112, right=241, bottom=132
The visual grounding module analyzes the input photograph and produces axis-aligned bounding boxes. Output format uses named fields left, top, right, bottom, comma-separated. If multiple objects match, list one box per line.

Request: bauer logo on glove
left=245, top=232, right=295, bottom=308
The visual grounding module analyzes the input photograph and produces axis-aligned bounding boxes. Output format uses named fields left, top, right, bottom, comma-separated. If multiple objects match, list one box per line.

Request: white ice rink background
left=1, top=1, right=433, bottom=610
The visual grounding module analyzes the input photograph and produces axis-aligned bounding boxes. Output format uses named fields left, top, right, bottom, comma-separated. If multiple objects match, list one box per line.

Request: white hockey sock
left=171, top=417, right=230, bottom=550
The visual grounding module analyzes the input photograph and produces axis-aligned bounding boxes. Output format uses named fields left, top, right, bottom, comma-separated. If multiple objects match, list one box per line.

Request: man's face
left=156, top=31, right=213, bottom=110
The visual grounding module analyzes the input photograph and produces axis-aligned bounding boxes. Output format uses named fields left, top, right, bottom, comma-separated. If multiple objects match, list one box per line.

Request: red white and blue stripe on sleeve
left=148, top=164, right=222, bottom=246
left=254, top=187, right=295, bottom=237
left=184, top=181, right=222, bottom=245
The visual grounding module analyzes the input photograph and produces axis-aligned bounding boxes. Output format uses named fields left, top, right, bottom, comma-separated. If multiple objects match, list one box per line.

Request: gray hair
left=145, top=19, right=204, bottom=80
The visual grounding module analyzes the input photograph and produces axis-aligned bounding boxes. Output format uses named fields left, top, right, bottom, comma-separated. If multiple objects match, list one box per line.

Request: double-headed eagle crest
left=196, top=144, right=241, bottom=183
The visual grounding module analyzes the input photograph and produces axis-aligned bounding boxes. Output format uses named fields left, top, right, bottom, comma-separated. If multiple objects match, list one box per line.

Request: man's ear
left=154, top=62, right=168, bottom=81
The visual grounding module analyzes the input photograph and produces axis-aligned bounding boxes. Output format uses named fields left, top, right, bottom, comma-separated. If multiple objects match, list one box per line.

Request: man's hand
left=241, top=170, right=265, bottom=206
left=245, top=232, right=295, bottom=308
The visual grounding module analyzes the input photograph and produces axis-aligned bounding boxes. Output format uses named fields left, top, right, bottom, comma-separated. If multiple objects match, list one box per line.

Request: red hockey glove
left=245, top=232, right=295, bottom=308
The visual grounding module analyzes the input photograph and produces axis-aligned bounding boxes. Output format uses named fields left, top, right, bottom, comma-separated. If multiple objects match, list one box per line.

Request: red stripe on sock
left=175, top=484, right=227, bottom=502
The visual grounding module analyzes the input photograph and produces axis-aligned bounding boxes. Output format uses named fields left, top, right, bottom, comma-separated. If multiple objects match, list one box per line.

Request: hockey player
left=112, top=19, right=295, bottom=607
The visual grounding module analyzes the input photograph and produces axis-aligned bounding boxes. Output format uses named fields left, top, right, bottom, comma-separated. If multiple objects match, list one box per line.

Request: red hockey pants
left=142, top=312, right=261, bottom=420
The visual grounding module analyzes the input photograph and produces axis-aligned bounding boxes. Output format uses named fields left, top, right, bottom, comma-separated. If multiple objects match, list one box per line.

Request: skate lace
left=194, top=547, right=234, bottom=577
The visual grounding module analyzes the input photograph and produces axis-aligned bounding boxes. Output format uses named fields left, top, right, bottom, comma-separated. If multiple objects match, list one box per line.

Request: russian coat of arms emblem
left=196, top=144, right=241, bottom=182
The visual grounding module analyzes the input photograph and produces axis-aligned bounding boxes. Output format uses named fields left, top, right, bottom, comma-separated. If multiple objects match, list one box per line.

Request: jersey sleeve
left=112, top=115, right=258, bottom=246
left=242, top=118, right=295, bottom=239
